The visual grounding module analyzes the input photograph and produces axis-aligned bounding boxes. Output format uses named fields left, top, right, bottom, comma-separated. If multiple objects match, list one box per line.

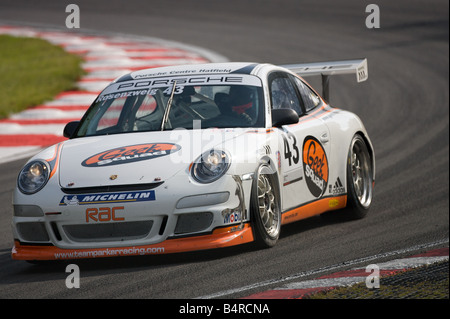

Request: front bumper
left=12, top=173, right=254, bottom=261
left=12, top=224, right=254, bottom=261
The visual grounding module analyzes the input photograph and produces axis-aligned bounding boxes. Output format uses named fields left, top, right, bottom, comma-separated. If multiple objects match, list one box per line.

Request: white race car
left=12, top=60, right=375, bottom=261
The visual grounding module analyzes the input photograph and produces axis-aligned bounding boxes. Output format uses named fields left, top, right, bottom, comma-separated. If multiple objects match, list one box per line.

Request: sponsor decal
left=329, top=198, right=340, bottom=208
left=276, top=151, right=281, bottom=173
left=96, top=75, right=262, bottom=103
left=116, top=76, right=244, bottom=90
left=329, top=177, right=345, bottom=195
left=82, top=143, right=181, bottom=167
left=59, top=190, right=155, bottom=206
left=85, top=206, right=124, bottom=223
left=223, top=210, right=242, bottom=224
left=302, top=136, right=329, bottom=198
left=54, top=246, right=165, bottom=259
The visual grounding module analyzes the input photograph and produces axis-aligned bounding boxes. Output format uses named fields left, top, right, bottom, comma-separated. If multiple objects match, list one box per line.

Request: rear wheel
left=250, top=165, right=281, bottom=248
left=345, top=134, right=374, bottom=219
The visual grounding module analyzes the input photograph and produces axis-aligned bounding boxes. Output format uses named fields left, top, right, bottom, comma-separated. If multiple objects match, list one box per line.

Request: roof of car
left=114, top=62, right=262, bottom=83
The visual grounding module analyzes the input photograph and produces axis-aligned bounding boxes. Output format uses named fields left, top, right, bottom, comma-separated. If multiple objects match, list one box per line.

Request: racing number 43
left=282, top=132, right=299, bottom=166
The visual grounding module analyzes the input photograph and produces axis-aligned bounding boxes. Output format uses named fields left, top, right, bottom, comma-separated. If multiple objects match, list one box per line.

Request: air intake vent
left=174, top=212, right=213, bottom=235
left=17, top=222, right=49, bottom=242
left=63, top=221, right=153, bottom=242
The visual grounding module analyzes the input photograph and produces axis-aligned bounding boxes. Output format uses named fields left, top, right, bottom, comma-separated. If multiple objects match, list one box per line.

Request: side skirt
left=281, top=195, right=347, bottom=225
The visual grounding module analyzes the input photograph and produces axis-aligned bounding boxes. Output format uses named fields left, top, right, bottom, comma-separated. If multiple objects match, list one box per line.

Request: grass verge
left=0, top=34, right=85, bottom=119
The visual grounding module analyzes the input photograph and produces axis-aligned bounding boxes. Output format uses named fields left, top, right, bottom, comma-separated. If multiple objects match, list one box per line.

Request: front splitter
left=12, top=224, right=254, bottom=261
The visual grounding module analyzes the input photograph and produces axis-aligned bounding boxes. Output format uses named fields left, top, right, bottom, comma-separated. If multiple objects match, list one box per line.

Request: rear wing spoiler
left=281, top=58, right=368, bottom=102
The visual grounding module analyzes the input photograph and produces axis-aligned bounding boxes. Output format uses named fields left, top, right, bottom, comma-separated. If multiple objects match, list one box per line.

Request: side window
left=269, top=75, right=303, bottom=116
left=291, top=76, right=321, bottom=112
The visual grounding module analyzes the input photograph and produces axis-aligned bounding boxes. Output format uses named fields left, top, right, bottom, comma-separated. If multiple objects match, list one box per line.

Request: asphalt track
left=0, top=0, right=448, bottom=301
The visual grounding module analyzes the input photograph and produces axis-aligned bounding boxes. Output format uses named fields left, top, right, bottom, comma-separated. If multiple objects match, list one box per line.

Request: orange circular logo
left=303, top=136, right=328, bottom=197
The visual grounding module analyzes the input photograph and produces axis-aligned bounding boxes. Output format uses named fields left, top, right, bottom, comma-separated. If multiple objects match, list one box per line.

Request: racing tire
left=250, top=164, right=281, bottom=248
left=345, top=134, right=374, bottom=219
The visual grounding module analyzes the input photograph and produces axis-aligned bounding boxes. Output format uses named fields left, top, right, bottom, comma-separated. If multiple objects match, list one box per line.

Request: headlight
left=191, top=149, right=230, bottom=183
left=17, top=160, right=50, bottom=194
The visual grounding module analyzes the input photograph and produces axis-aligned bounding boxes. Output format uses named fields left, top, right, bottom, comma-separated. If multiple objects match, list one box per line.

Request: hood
left=58, top=129, right=258, bottom=189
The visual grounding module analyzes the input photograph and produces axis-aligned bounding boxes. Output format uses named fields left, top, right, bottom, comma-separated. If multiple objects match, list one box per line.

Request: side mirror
left=271, top=108, right=299, bottom=127
left=63, top=121, right=80, bottom=138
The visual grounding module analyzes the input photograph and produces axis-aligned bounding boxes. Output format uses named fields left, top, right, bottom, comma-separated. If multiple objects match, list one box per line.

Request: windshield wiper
left=160, top=81, right=177, bottom=131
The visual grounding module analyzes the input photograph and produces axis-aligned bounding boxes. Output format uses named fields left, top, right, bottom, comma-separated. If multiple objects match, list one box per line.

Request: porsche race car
left=11, top=60, right=375, bottom=261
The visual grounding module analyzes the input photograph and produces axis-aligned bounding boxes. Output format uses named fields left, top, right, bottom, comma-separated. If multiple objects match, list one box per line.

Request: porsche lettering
left=117, top=76, right=243, bottom=90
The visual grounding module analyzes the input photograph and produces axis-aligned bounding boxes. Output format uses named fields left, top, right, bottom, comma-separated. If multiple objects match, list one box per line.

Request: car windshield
left=75, top=74, right=264, bottom=137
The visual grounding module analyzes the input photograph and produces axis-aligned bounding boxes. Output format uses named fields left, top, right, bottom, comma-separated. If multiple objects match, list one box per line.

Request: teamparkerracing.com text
left=55, top=246, right=164, bottom=259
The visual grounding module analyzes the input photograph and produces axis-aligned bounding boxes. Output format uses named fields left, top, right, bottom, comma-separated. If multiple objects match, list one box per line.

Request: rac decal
left=86, top=206, right=124, bottom=223
left=82, top=143, right=181, bottom=167
left=303, top=136, right=329, bottom=198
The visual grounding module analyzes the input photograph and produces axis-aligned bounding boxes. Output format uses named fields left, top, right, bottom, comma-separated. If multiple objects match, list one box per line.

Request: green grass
left=0, top=34, right=85, bottom=119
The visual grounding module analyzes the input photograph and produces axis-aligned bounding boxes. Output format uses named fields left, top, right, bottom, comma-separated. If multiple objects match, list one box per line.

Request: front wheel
left=250, top=165, right=281, bottom=248
left=345, top=134, right=374, bottom=219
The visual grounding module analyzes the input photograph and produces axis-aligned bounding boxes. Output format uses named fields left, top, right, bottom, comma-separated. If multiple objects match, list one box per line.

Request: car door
left=269, top=72, right=331, bottom=213
left=292, top=75, right=348, bottom=199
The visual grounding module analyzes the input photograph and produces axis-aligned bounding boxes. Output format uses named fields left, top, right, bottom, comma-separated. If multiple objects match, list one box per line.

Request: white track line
left=196, top=239, right=449, bottom=299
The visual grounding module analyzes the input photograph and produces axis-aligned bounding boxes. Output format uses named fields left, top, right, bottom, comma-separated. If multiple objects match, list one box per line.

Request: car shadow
left=279, top=209, right=358, bottom=240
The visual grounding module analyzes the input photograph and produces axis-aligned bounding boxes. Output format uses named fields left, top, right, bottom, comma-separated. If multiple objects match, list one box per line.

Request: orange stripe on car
left=45, top=142, right=64, bottom=180
left=281, top=195, right=347, bottom=225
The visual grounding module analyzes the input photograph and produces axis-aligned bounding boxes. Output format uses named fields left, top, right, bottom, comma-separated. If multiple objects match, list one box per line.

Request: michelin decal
left=60, top=190, right=156, bottom=206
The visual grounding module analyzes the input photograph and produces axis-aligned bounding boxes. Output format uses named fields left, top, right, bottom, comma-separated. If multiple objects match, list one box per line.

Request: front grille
left=63, top=221, right=153, bottom=242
